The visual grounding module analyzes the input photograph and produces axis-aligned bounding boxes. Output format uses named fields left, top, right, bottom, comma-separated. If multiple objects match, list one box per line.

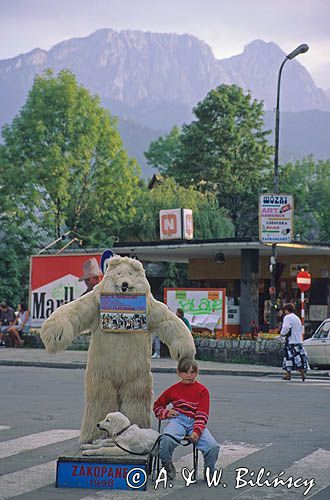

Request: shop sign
left=259, top=194, right=294, bottom=243
left=159, top=209, right=193, bottom=240
left=164, top=288, right=226, bottom=330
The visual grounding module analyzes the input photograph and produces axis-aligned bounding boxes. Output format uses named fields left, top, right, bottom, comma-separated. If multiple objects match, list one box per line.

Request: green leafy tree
left=116, top=177, right=234, bottom=291
left=0, top=69, right=141, bottom=301
left=145, top=126, right=181, bottom=171
left=0, top=225, right=33, bottom=306
left=0, top=148, right=36, bottom=304
left=1, top=69, right=140, bottom=245
left=311, top=160, right=330, bottom=241
left=279, top=157, right=330, bottom=241
left=117, top=177, right=234, bottom=241
left=146, top=85, right=273, bottom=237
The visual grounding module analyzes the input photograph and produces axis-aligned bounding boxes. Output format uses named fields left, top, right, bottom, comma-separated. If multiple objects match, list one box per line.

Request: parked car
left=303, top=318, right=330, bottom=369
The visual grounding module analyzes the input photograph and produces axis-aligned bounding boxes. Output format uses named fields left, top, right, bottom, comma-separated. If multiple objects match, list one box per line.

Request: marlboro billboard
left=29, top=253, right=102, bottom=327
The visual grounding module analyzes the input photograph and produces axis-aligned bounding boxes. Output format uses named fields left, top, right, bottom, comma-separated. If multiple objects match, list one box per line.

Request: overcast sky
left=1, top=0, right=329, bottom=88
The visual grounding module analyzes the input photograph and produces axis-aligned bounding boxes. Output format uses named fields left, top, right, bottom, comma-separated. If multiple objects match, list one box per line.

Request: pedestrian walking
left=280, top=303, right=309, bottom=381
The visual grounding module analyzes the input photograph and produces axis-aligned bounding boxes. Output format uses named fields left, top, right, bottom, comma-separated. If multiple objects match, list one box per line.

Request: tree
left=117, top=177, right=234, bottom=242
left=1, top=70, right=140, bottom=246
left=0, top=146, right=38, bottom=304
left=311, top=160, right=330, bottom=241
left=115, top=177, right=234, bottom=292
left=279, top=157, right=330, bottom=241
left=145, top=126, right=181, bottom=171
left=146, top=85, right=273, bottom=238
left=0, top=69, right=141, bottom=302
left=0, top=223, right=34, bottom=306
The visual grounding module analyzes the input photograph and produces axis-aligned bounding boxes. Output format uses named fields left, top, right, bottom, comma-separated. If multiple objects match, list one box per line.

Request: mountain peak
left=0, top=28, right=328, bottom=131
left=0, top=28, right=329, bottom=177
left=243, top=39, right=284, bottom=56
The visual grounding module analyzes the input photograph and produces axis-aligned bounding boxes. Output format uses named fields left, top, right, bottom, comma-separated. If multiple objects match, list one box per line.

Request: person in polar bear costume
left=40, top=256, right=195, bottom=443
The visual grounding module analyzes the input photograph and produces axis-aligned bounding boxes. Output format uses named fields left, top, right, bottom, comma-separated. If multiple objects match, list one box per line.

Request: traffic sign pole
left=301, top=291, right=305, bottom=340
left=296, top=270, right=311, bottom=341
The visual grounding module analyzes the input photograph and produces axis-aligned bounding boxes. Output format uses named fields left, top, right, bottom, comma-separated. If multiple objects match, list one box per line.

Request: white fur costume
left=40, top=256, right=195, bottom=443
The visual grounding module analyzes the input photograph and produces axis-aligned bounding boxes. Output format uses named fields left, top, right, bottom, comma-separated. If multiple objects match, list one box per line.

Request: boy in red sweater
left=153, top=358, right=220, bottom=480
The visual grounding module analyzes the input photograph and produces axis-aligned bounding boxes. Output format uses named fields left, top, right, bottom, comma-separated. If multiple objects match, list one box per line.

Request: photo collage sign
left=100, top=293, right=147, bottom=333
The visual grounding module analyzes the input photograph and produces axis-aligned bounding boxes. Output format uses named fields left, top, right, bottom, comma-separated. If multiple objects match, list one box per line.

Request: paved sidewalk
left=0, top=348, right=329, bottom=379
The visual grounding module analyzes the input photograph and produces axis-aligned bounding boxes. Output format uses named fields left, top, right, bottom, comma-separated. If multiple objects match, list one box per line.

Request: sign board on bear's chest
left=100, top=293, right=147, bottom=333
left=56, top=455, right=151, bottom=490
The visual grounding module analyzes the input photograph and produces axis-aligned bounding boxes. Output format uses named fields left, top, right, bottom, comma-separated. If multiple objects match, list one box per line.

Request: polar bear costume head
left=98, top=256, right=151, bottom=295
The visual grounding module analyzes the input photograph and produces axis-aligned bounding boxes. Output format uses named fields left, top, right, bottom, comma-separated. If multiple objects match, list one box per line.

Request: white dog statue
left=81, top=412, right=160, bottom=456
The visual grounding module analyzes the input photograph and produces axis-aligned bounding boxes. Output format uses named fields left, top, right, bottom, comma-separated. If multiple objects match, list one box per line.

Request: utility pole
left=269, top=44, right=309, bottom=332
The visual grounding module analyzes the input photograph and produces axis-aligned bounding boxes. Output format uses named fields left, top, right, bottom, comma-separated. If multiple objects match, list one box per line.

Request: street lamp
left=269, top=43, right=309, bottom=332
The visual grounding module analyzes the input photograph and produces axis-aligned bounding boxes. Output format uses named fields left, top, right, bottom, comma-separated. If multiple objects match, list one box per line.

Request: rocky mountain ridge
left=1, top=29, right=329, bottom=128
left=1, top=28, right=329, bottom=177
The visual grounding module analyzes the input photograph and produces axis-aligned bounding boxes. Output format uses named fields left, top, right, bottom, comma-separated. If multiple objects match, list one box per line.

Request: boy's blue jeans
left=160, top=413, right=220, bottom=471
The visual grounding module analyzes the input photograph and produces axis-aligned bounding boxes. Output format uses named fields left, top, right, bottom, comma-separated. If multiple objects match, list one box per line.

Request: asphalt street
left=0, top=366, right=329, bottom=500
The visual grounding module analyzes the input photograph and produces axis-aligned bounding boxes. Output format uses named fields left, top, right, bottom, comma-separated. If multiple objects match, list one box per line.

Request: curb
left=152, top=367, right=278, bottom=377
left=1, top=359, right=328, bottom=379
left=0, top=360, right=86, bottom=369
left=0, top=360, right=277, bottom=375
left=267, top=373, right=329, bottom=380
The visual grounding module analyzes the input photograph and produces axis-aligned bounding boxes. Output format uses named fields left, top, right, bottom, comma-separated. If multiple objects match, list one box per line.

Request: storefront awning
left=113, top=239, right=330, bottom=263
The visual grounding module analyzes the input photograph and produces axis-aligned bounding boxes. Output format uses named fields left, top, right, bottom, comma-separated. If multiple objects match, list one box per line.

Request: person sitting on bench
left=0, top=301, right=16, bottom=347
left=8, top=302, right=30, bottom=348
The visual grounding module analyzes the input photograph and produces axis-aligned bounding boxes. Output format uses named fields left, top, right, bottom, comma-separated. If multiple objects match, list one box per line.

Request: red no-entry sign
left=296, top=271, right=311, bottom=291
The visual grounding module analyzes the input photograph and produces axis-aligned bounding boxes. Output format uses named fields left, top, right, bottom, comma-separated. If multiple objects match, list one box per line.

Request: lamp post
left=269, top=43, right=309, bottom=332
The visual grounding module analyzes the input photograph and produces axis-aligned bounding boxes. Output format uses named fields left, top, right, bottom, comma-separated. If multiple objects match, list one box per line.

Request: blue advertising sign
left=100, top=293, right=147, bottom=333
left=56, top=458, right=149, bottom=490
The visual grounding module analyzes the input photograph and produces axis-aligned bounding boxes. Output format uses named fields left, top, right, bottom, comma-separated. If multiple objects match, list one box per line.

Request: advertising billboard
left=164, top=288, right=226, bottom=331
left=259, top=194, right=294, bottom=243
left=29, top=253, right=102, bottom=327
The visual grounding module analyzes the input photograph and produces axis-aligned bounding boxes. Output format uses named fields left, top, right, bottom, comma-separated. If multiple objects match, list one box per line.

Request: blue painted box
left=56, top=455, right=151, bottom=491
